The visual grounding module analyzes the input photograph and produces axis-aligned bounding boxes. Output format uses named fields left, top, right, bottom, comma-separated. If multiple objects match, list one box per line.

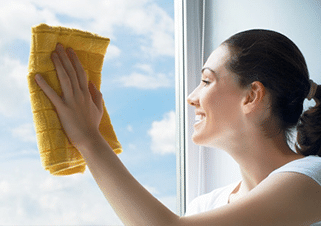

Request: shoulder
left=269, top=155, right=321, bottom=186
left=243, top=170, right=321, bottom=225
left=182, top=172, right=321, bottom=226
left=239, top=156, right=321, bottom=225
left=181, top=158, right=321, bottom=226
left=185, top=182, right=239, bottom=216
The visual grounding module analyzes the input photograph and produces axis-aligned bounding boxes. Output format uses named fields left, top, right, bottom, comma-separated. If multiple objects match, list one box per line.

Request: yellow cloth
left=27, top=23, right=122, bottom=176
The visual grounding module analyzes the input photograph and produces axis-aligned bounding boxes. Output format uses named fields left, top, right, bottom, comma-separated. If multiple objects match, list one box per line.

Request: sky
left=0, top=0, right=176, bottom=225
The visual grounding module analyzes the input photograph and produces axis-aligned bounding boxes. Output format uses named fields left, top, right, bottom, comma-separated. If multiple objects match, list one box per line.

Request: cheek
left=201, top=91, right=223, bottom=115
left=202, top=91, right=240, bottom=124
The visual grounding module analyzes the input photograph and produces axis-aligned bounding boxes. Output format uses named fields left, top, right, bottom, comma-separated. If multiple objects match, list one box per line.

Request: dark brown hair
left=222, top=29, right=321, bottom=156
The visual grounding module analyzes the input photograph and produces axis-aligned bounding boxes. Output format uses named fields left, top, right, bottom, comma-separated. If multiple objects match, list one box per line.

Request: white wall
left=209, top=0, right=321, bottom=83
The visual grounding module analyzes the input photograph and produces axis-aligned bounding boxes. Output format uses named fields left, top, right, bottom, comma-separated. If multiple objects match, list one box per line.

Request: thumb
left=88, top=81, right=103, bottom=112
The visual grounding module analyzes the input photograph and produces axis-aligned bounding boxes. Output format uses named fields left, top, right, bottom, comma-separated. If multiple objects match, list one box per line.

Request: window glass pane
left=0, top=0, right=175, bottom=225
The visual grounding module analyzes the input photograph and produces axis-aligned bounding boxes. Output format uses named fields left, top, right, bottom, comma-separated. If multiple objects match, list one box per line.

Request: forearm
left=35, top=44, right=180, bottom=225
left=79, top=132, right=179, bottom=226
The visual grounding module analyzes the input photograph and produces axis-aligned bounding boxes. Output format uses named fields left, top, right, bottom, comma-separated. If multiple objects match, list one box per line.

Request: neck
left=223, top=129, right=304, bottom=194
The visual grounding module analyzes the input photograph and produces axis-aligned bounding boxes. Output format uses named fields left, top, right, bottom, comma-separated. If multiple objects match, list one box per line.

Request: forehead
left=203, top=45, right=231, bottom=73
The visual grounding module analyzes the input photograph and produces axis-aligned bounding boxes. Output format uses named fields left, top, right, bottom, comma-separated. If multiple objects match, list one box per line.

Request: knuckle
left=75, top=93, right=86, bottom=103
left=58, top=72, right=70, bottom=82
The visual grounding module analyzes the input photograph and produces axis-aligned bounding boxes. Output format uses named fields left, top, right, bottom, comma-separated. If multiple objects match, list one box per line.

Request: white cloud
left=148, top=111, right=176, bottom=155
left=11, top=123, right=36, bottom=143
left=135, top=63, right=154, bottom=74
left=0, top=1, right=59, bottom=47
left=0, top=1, right=177, bottom=224
left=117, top=72, right=172, bottom=89
left=143, top=184, right=160, bottom=195
left=116, top=63, right=174, bottom=89
left=159, top=195, right=177, bottom=214
left=0, top=0, right=174, bottom=58
left=0, top=157, right=177, bottom=225
left=105, top=44, right=121, bottom=60
left=148, top=29, right=175, bottom=57
left=0, top=158, right=123, bottom=225
left=0, top=56, right=29, bottom=117
left=0, top=181, right=10, bottom=193
left=138, top=4, right=175, bottom=57
left=0, top=148, right=39, bottom=160
left=128, top=143, right=137, bottom=150
left=127, top=125, right=133, bottom=132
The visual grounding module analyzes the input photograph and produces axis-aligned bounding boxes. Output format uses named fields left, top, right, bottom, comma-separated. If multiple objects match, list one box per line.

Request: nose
left=187, top=88, right=200, bottom=107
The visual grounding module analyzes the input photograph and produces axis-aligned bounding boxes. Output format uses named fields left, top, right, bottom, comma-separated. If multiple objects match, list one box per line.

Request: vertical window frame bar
left=175, top=0, right=204, bottom=216
left=175, top=0, right=186, bottom=216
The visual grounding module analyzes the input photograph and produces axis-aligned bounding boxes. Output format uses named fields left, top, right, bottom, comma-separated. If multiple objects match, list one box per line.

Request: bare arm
left=35, top=43, right=178, bottom=225
left=67, top=133, right=321, bottom=226
left=77, top=132, right=178, bottom=225
left=36, top=44, right=321, bottom=226
left=180, top=172, right=321, bottom=226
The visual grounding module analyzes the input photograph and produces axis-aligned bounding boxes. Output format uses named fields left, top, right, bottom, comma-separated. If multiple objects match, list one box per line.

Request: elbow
left=167, top=216, right=186, bottom=226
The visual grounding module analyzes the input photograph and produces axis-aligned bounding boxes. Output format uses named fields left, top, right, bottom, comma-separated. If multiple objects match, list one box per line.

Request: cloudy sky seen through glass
left=0, top=0, right=176, bottom=224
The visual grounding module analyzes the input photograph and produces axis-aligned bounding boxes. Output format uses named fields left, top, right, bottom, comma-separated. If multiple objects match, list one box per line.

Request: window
left=175, top=0, right=241, bottom=215
left=3, top=0, right=321, bottom=224
left=1, top=0, right=176, bottom=225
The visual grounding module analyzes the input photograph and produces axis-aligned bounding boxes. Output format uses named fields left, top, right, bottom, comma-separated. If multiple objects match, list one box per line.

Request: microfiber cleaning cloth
left=27, top=23, right=122, bottom=176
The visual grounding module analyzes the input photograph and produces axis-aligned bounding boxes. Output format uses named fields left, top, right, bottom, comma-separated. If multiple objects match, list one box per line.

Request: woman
left=35, top=29, right=321, bottom=225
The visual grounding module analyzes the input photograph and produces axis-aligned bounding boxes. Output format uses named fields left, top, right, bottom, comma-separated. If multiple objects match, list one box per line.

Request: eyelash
left=202, top=80, right=210, bottom=86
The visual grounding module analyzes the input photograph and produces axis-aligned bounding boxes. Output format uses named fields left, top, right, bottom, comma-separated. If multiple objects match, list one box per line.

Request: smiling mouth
left=195, top=114, right=206, bottom=125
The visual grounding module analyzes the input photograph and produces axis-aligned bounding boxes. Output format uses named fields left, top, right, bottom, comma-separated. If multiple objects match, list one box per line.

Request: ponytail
left=296, top=84, right=321, bottom=156
left=222, top=29, right=320, bottom=155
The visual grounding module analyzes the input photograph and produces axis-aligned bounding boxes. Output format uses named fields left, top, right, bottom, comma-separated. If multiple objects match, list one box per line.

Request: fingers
left=89, top=81, right=103, bottom=112
left=39, top=43, right=93, bottom=108
left=53, top=44, right=81, bottom=96
left=51, top=52, right=74, bottom=99
left=67, top=48, right=89, bottom=93
left=35, top=74, right=64, bottom=109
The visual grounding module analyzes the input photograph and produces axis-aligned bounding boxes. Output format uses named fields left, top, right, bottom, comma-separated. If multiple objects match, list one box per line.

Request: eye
left=202, top=79, right=210, bottom=86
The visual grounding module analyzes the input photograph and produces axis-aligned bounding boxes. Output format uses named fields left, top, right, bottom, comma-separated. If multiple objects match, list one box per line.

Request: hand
left=35, top=43, right=104, bottom=150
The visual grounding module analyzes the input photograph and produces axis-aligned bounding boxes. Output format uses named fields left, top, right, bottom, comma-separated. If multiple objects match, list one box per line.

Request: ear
left=242, top=81, right=266, bottom=114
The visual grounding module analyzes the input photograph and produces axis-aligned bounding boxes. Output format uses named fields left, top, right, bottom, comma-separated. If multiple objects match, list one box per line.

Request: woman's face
left=187, top=45, right=248, bottom=148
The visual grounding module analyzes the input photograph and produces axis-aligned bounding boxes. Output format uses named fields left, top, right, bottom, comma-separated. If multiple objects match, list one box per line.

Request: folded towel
left=27, top=23, right=122, bottom=176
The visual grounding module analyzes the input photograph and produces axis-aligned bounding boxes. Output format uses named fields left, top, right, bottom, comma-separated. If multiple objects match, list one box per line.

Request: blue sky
left=0, top=0, right=176, bottom=224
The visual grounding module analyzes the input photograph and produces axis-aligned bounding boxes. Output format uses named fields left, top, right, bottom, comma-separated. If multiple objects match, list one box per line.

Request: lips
left=194, top=114, right=206, bottom=125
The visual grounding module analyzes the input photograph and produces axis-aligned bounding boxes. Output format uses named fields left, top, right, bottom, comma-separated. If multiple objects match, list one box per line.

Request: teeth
left=195, top=115, right=205, bottom=121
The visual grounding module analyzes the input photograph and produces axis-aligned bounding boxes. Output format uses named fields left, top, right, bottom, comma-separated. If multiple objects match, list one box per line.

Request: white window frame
left=175, top=0, right=241, bottom=216
left=175, top=0, right=204, bottom=216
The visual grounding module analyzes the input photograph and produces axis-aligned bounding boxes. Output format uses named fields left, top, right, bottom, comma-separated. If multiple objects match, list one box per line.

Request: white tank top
left=186, top=155, right=321, bottom=225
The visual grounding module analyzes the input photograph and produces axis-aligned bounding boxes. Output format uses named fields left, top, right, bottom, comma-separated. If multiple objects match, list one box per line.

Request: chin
left=192, top=132, right=224, bottom=149
left=191, top=136, right=203, bottom=146
left=192, top=133, right=212, bottom=147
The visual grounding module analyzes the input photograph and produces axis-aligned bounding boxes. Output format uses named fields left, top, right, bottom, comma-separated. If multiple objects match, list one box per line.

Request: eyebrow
left=201, top=67, right=218, bottom=80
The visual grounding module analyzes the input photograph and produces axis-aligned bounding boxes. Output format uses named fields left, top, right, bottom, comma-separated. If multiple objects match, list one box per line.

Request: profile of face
left=187, top=45, right=249, bottom=149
